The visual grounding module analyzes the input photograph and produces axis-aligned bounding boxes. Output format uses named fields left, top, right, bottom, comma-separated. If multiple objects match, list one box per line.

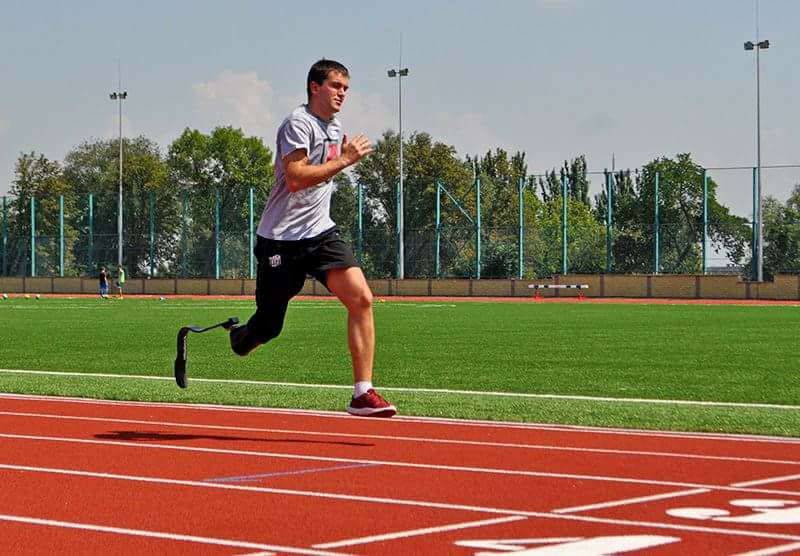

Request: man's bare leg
left=326, top=266, right=395, bottom=417
left=325, top=266, right=374, bottom=382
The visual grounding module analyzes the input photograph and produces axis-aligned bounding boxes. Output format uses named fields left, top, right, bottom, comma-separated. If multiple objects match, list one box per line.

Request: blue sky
left=1, top=0, right=797, bottom=223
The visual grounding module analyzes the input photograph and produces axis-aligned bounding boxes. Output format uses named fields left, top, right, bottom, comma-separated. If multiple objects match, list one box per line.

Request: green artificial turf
left=0, top=296, right=798, bottom=435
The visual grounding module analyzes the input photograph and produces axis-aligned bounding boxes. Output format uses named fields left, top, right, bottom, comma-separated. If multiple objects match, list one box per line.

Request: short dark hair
left=306, top=59, right=349, bottom=99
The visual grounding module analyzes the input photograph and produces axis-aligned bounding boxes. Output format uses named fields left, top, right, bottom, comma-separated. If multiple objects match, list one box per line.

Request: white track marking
left=736, top=541, right=800, bottom=555
left=552, top=488, right=711, bottom=514
left=2, top=463, right=800, bottom=544
left=2, top=392, right=800, bottom=445
left=733, top=474, right=800, bottom=488
left=3, top=410, right=799, bottom=467
left=2, top=369, right=799, bottom=410
left=1, top=433, right=800, bottom=496
left=312, top=516, right=527, bottom=549
left=0, top=513, right=343, bottom=555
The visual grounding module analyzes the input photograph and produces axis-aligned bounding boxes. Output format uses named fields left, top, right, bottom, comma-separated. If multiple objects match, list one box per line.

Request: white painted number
left=668, top=498, right=800, bottom=524
left=455, top=535, right=680, bottom=554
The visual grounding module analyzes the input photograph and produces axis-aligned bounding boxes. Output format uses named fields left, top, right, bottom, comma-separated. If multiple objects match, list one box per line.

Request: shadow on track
left=93, top=430, right=373, bottom=447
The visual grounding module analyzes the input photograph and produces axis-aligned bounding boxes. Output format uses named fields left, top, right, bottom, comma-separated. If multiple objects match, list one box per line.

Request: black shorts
left=245, top=227, right=358, bottom=343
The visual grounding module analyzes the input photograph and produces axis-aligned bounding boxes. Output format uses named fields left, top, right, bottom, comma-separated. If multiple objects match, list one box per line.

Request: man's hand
left=341, top=134, right=374, bottom=166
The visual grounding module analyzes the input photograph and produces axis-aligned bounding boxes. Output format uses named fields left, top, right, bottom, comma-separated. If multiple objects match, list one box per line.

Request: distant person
left=115, top=265, right=126, bottom=299
left=228, top=59, right=396, bottom=418
left=99, top=267, right=109, bottom=298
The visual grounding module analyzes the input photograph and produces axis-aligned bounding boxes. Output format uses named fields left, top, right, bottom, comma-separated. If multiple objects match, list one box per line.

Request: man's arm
left=284, top=134, right=373, bottom=193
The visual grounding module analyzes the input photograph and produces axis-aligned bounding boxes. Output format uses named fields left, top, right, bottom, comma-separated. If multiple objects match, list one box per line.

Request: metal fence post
left=180, top=191, right=188, bottom=278
left=59, top=195, right=65, bottom=277
left=654, top=171, right=660, bottom=274
left=475, top=177, right=481, bottom=280
left=214, top=189, right=220, bottom=280
left=1, top=196, right=7, bottom=276
left=30, top=196, right=36, bottom=277
left=562, top=174, right=568, bottom=275
left=396, top=180, right=401, bottom=279
left=752, top=167, right=758, bottom=280
left=248, top=187, right=254, bottom=279
left=149, top=191, right=155, bottom=277
left=517, top=176, right=524, bottom=279
left=356, top=182, right=363, bottom=264
left=88, top=194, right=94, bottom=274
left=435, top=179, right=441, bottom=278
left=702, top=169, right=708, bottom=274
left=605, top=170, right=613, bottom=273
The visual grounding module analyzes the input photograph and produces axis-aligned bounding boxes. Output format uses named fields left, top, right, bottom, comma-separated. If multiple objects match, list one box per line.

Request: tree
left=62, top=137, right=175, bottom=276
left=7, top=152, right=74, bottom=276
left=528, top=156, right=605, bottom=277
left=167, top=127, right=273, bottom=277
left=595, top=154, right=749, bottom=274
left=353, top=130, right=472, bottom=277
left=761, top=184, right=800, bottom=278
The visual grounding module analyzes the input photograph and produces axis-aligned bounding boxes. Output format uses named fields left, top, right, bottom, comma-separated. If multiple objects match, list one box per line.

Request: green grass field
left=0, top=296, right=798, bottom=436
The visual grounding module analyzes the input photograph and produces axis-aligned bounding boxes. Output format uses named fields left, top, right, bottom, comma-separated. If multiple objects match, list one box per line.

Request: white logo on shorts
left=268, top=254, right=281, bottom=268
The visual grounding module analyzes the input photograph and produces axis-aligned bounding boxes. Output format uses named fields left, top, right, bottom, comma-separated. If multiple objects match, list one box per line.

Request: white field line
left=0, top=513, right=345, bottom=555
left=2, top=368, right=799, bottom=411
left=3, top=463, right=800, bottom=544
left=731, top=473, right=800, bottom=488
left=2, top=432, right=800, bottom=497
left=552, top=488, right=711, bottom=515
left=312, top=516, right=527, bottom=549
left=3, top=392, right=800, bottom=446
left=736, top=541, right=800, bottom=555
left=3, top=410, right=800, bottom=467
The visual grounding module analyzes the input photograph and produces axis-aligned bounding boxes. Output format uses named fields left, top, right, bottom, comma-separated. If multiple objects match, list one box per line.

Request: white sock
left=354, top=381, right=373, bottom=398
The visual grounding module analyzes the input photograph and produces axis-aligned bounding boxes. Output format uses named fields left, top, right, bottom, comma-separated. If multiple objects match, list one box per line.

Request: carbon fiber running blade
left=174, top=327, right=191, bottom=388
left=173, top=317, right=239, bottom=389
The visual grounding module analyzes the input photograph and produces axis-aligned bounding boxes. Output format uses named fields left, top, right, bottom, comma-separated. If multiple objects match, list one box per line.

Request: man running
left=229, top=59, right=396, bottom=418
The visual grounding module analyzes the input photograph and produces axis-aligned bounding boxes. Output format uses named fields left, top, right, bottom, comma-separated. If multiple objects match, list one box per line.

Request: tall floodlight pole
left=109, top=79, right=127, bottom=268
left=387, top=66, right=409, bottom=279
left=744, top=6, right=769, bottom=281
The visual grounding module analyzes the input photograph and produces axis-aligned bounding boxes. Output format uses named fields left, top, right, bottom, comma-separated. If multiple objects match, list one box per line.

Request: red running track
left=1, top=393, right=800, bottom=555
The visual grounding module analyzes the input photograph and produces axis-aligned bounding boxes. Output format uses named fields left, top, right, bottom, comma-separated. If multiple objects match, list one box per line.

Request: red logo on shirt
left=325, top=143, right=339, bottom=162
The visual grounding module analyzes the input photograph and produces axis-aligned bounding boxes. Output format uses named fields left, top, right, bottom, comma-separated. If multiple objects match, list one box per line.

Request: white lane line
left=312, top=516, right=527, bottom=549
left=552, top=488, right=711, bottom=514
left=2, top=392, right=800, bottom=445
left=2, top=369, right=799, bottom=410
left=0, top=513, right=344, bottom=555
left=736, top=541, right=800, bottom=555
left=3, top=463, right=800, bottom=544
left=1, top=432, right=800, bottom=497
left=4, top=411, right=798, bottom=467
left=732, top=474, right=800, bottom=488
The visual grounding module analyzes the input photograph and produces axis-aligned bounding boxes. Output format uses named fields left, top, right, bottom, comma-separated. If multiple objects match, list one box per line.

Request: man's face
left=311, top=71, right=349, bottom=114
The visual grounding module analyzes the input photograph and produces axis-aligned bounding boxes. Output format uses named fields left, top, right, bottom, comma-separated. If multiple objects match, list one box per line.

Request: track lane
left=2, top=409, right=799, bottom=488
left=3, top=394, right=800, bottom=554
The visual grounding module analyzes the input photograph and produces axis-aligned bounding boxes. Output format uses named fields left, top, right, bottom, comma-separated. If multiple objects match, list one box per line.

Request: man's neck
left=306, top=102, right=335, bottom=122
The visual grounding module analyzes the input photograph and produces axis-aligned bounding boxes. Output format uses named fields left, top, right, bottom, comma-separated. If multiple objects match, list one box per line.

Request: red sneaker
left=347, top=389, right=397, bottom=418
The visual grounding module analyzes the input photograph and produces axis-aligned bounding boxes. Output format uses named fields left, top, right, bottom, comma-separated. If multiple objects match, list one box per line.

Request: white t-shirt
left=257, top=105, right=343, bottom=240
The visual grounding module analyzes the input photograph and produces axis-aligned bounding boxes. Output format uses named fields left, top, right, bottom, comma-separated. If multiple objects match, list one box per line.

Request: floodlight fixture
left=743, top=35, right=770, bottom=281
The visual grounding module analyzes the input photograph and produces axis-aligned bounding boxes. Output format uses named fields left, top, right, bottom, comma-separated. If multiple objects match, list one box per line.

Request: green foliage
left=761, top=184, right=800, bottom=277
left=62, top=137, right=175, bottom=275
left=353, top=130, right=473, bottom=277
left=7, top=152, right=74, bottom=275
left=596, top=154, right=750, bottom=274
left=167, top=127, right=274, bottom=277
